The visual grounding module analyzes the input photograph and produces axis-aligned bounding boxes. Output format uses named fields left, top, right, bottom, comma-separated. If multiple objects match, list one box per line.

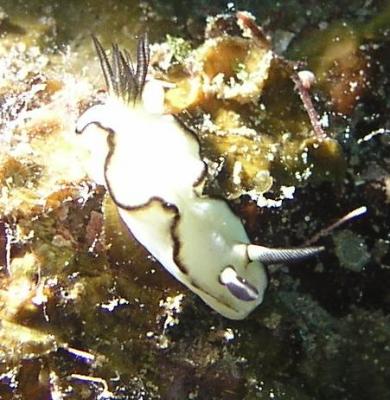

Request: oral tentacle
left=219, top=266, right=259, bottom=302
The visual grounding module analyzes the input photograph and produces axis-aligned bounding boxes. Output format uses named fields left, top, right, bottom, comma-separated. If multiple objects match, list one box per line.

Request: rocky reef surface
left=0, top=1, right=389, bottom=399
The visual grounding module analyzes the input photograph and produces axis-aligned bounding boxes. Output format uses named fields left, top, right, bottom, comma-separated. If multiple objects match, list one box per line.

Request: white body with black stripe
left=76, top=37, right=322, bottom=319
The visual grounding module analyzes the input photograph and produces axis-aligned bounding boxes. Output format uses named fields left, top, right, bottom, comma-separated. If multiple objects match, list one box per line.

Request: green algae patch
left=334, top=229, right=370, bottom=272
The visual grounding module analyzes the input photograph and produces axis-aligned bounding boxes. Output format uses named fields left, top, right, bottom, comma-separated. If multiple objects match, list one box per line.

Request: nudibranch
left=76, top=35, right=323, bottom=319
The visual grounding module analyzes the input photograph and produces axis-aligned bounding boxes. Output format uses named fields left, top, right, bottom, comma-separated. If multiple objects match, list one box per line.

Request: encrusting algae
left=157, top=12, right=345, bottom=200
